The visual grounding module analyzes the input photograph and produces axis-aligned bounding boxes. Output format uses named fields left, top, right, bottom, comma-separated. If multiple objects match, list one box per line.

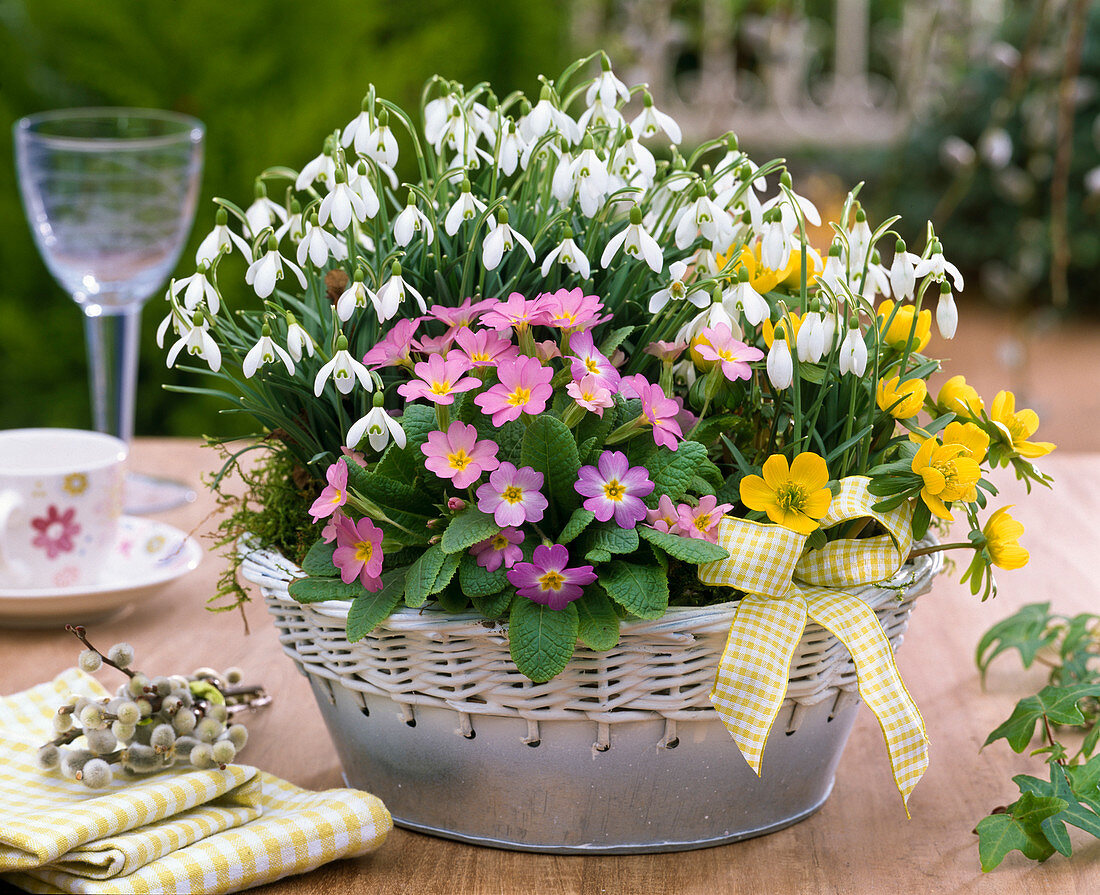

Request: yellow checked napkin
left=0, top=668, right=392, bottom=894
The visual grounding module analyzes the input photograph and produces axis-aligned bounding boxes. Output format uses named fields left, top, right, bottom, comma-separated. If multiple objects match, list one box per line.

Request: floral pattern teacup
left=0, top=429, right=127, bottom=589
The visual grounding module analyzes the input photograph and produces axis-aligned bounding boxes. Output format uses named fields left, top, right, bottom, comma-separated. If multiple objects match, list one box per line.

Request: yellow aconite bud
left=878, top=300, right=932, bottom=353
left=876, top=375, right=927, bottom=419
left=937, top=374, right=984, bottom=419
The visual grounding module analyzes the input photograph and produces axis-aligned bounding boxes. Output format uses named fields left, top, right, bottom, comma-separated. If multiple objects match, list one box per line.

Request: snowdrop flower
left=816, top=242, right=848, bottom=293
left=392, top=192, right=435, bottom=247
left=610, top=128, right=656, bottom=189
left=722, top=271, right=770, bottom=326
left=586, top=56, right=631, bottom=107
left=766, top=325, right=794, bottom=390
left=674, top=187, right=734, bottom=251
left=347, top=160, right=383, bottom=215
left=284, top=312, right=314, bottom=362
left=347, top=395, right=407, bottom=452
left=629, top=92, right=682, bottom=144
left=169, top=265, right=220, bottom=315
left=336, top=269, right=376, bottom=322
left=319, top=169, right=369, bottom=232
left=676, top=295, right=742, bottom=346
left=600, top=205, right=663, bottom=273
left=540, top=227, right=591, bottom=278
left=495, top=120, right=525, bottom=176
left=769, top=173, right=822, bottom=228
left=245, top=236, right=307, bottom=299
left=483, top=209, right=536, bottom=271
left=796, top=309, right=827, bottom=363
left=837, top=322, right=867, bottom=376
left=571, top=142, right=610, bottom=217
left=166, top=312, right=221, bottom=373
left=375, top=261, right=426, bottom=320
left=649, top=261, right=705, bottom=313
left=156, top=304, right=188, bottom=349
left=424, top=94, right=460, bottom=149
left=519, top=132, right=560, bottom=171
left=314, top=334, right=373, bottom=396
left=244, top=182, right=287, bottom=238
left=861, top=254, right=892, bottom=301
left=847, top=207, right=873, bottom=268
left=889, top=239, right=921, bottom=301
left=363, top=110, right=399, bottom=168
left=551, top=151, right=577, bottom=204
left=243, top=323, right=294, bottom=377
left=444, top=178, right=487, bottom=236
left=577, top=96, right=624, bottom=132
left=341, top=98, right=375, bottom=155
left=296, top=214, right=348, bottom=269
left=195, top=208, right=251, bottom=264
left=295, top=141, right=337, bottom=191
left=759, top=209, right=792, bottom=271
left=275, top=199, right=307, bottom=244
left=520, top=86, right=581, bottom=145
left=936, top=281, right=958, bottom=340
left=914, top=240, right=965, bottom=291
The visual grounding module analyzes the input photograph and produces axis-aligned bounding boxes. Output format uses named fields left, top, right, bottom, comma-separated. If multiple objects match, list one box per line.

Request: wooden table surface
left=2, top=439, right=1098, bottom=894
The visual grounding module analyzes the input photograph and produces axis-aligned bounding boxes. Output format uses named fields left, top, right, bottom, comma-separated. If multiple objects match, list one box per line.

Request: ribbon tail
left=709, top=595, right=807, bottom=775
left=804, top=588, right=928, bottom=814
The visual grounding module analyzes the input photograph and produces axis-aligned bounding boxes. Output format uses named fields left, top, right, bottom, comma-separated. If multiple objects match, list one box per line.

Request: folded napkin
left=0, top=668, right=392, bottom=894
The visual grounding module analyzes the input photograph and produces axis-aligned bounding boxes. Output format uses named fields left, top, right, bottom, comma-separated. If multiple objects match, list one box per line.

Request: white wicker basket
left=243, top=539, right=941, bottom=853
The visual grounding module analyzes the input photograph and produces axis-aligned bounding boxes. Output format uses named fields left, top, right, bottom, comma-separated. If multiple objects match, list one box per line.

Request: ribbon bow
left=698, top=476, right=927, bottom=810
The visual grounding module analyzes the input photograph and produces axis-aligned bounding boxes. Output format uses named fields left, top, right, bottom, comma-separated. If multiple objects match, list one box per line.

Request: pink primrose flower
left=308, top=460, right=349, bottom=521
left=566, top=374, right=614, bottom=416
left=674, top=495, right=734, bottom=542
left=695, top=324, right=764, bottom=381
left=471, top=526, right=525, bottom=572
left=397, top=352, right=481, bottom=405
left=645, top=494, right=679, bottom=533
left=623, top=374, right=683, bottom=451
left=537, top=287, right=609, bottom=332
left=426, top=297, right=497, bottom=329
left=568, top=330, right=620, bottom=390
left=507, top=543, right=598, bottom=611
left=332, top=515, right=385, bottom=591
left=363, top=318, right=420, bottom=368
left=671, top=396, right=698, bottom=434
left=450, top=327, right=520, bottom=369
left=321, top=512, right=344, bottom=544
left=421, top=421, right=500, bottom=489
left=340, top=445, right=366, bottom=467
left=643, top=340, right=687, bottom=363
left=30, top=505, right=81, bottom=559
left=574, top=450, right=655, bottom=529
left=534, top=340, right=562, bottom=363
left=479, top=292, right=546, bottom=332
left=476, top=462, right=548, bottom=527
left=474, top=355, right=554, bottom=426
left=411, top=331, right=458, bottom=356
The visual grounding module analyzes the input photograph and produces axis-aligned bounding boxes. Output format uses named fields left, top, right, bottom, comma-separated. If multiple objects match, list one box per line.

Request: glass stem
left=83, top=305, right=142, bottom=444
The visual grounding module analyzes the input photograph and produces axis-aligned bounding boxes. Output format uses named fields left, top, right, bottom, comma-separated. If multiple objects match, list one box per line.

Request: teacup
left=0, top=428, right=127, bottom=590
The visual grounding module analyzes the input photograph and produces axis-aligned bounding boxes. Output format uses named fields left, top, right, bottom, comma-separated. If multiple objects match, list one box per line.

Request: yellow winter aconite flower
left=983, top=506, right=1029, bottom=570
left=911, top=435, right=982, bottom=521
left=936, top=374, right=984, bottom=419
left=878, top=300, right=931, bottom=353
left=740, top=451, right=832, bottom=535
left=762, top=311, right=803, bottom=349
left=941, top=420, right=990, bottom=464
left=990, top=390, right=1055, bottom=459
left=876, top=375, right=927, bottom=419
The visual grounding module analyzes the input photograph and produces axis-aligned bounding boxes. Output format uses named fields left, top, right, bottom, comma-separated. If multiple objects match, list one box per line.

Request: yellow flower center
left=603, top=479, right=626, bottom=502
left=502, top=485, right=524, bottom=505
left=775, top=483, right=807, bottom=513
left=448, top=449, right=473, bottom=471
left=329, top=488, right=344, bottom=505
left=507, top=386, right=532, bottom=406
left=584, top=357, right=600, bottom=374
left=491, top=533, right=510, bottom=550
left=430, top=379, right=453, bottom=395
left=355, top=541, right=373, bottom=563
left=694, top=513, right=711, bottom=532
left=538, top=570, right=565, bottom=591
left=472, top=351, right=491, bottom=362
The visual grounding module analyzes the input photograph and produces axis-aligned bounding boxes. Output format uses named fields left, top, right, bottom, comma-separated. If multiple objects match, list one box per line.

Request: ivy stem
left=1043, top=714, right=1068, bottom=766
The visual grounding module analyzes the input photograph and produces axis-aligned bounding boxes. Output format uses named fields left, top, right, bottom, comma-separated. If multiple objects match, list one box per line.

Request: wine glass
left=14, top=108, right=205, bottom=513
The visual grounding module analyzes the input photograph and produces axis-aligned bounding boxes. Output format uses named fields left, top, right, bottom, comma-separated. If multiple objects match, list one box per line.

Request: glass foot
left=123, top=471, right=196, bottom=515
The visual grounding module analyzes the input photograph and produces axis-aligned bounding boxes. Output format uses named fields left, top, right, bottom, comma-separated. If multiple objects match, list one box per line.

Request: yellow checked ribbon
left=698, top=476, right=927, bottom=811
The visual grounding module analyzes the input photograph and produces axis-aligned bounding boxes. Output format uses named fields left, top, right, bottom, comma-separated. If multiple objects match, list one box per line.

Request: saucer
left=0, top=516, right=202, bottom=628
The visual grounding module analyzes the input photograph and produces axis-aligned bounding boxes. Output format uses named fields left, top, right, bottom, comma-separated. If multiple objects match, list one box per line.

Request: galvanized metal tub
left=242, top=542, right=939, bottom=853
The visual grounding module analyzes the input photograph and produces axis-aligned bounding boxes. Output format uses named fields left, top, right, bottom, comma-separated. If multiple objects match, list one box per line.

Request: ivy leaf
left=976, top=791, right=1065, bottom=871
left=441, top=507, right=500, bottom=554
left=583, top=523, right=639, bottom=563
left=558, top=508, right=595, bottom=544
left=1015, top=764, right=1100, bottom=857
left=458, top=551, right=508, bottom=598
left=575, top=584, right=620, bottom=651
left=975, top=602, right=1055, bottom=684
left=300, top=539, right=339, bottom=577
left=637, top=526, right=729, bottom=564
left=471, top=587, right=513, bottom=619
left=508, top=597, right=579, bottom=683
left=347, top=568, right=406, bottom=642
left=403, top=545, right=461, bottom=608
left=984, top=684, right=1100, bottom=753
left=288, top=576, right=364, bottom=603
left=633, top=440, right=708, bottom=507
left=600, top=561, right=669, bottom=619
left=520, top=415, right=581, bottom=520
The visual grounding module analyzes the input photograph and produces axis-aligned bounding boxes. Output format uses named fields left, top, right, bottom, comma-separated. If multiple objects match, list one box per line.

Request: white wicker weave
left=243, top=539, right=942, bottom=748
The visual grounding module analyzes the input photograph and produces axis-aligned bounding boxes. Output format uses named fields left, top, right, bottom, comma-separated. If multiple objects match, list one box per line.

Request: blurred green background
left=1, top=0, right=1096, bottom=437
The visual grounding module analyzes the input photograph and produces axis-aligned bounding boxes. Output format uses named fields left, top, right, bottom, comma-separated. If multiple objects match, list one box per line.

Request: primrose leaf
left=441, top=507, right=500, bottom=554
left=347, top=569, right=406, bottom=642
left=575, top=584, right=620, bottom=651
left=600, top=561, right=669, bottom=619
left=634, top=440, right=708, bottom=507
left=288, top=576, right=364, bottom=603
left=559, top=508, right=596, bottom=544
left=458, top=551, right=508, bottom=598
left=637, top=526, right=729, bottom=564
left=521, top=415, right=581, bottom=519
left=300, top=539, right=339, bottom=577
left=508, top=597, right=579, bottom=683
left=403, top=544, right=461, bottom=608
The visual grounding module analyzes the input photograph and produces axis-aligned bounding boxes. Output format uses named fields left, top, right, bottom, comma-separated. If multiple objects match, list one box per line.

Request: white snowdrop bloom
left=444, top=180, right=487, bottom=236
left=936, top=283, right=958, bottom=340
left=195, top=210, right=251, bottom=265
left=347, top=401, right=407, bottom=453
left=495, top=121, right=526, bottom=176
left=610, top=131, right=656, bottom=189
left=600, top=206, right=663, bottom=273
left=586, top=58, right=631, bottom=107
left=469, top=101, right=500, bottom=144
left=244, top=184, right=287, bottom=239
left=712, top=149, right=765, bottom=193
left=572, top=145, right=610, bottom=218
left=765, top=181, right=822, bottom=228
left=166, top=314, right=221, bottom=373
left=156, top=304, right=187, bottom=349
left=629, top=93, right=682, bottom=144
left=242, top=325, right=294, bottom=378
left=722, top=278, right=770, bottom=327
left=796, top=311, right=827, bottom=363
left=285, top=314, right=314, bottom=363
left=336, top=271, right=377, bottom=322
left=375, top=262, right=425, bottom=320
left=296, top=216, right=348, bottom=269
left=295, top=149, right=337, bottom=192
left=424, top=94, right=459, bottom=147
left=364, top=116, right=399, bottom=168
left=766, top=332, right=794, bottom=390
left=520, top=89, right=581, bottom=145
left=760, top=214, right=793, bottom=271
left=676, top=299, right=742, bottom=346
left=319, top=174, right=369, bottom=232
left=913, top=242, right=965, bottom=290
left=347, top=161, right=382, bottom=219
left=816, top=244, right=848, bottom=293
left=275, top=203, right=307, bottom=244
left=342, top=102, right=373, bottom=154
left=888, top=243, right=921, bottom=301
left=392, top=194, right=435, bottom=247
left=674, top=192, right=734, bottom=251
left=540, top=229, right=591, bottom=279
left=847, top=211, right=874, bottom=268
left=577, top=97, right=624, bottom=132
left=170, top=266, right=220, bottom=316
left=648, top=260, right=698, bottom=313
left=314, top=336, right=373, bottom=396
left=862, top=258, right=892, bottom=300
left=244, top=237, right=308, bottom=299
left=837, top=325, right=867, bottom=376
left=551, top=151, right=577, bottom=204
left=482, top=211, right=536, bottom=271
